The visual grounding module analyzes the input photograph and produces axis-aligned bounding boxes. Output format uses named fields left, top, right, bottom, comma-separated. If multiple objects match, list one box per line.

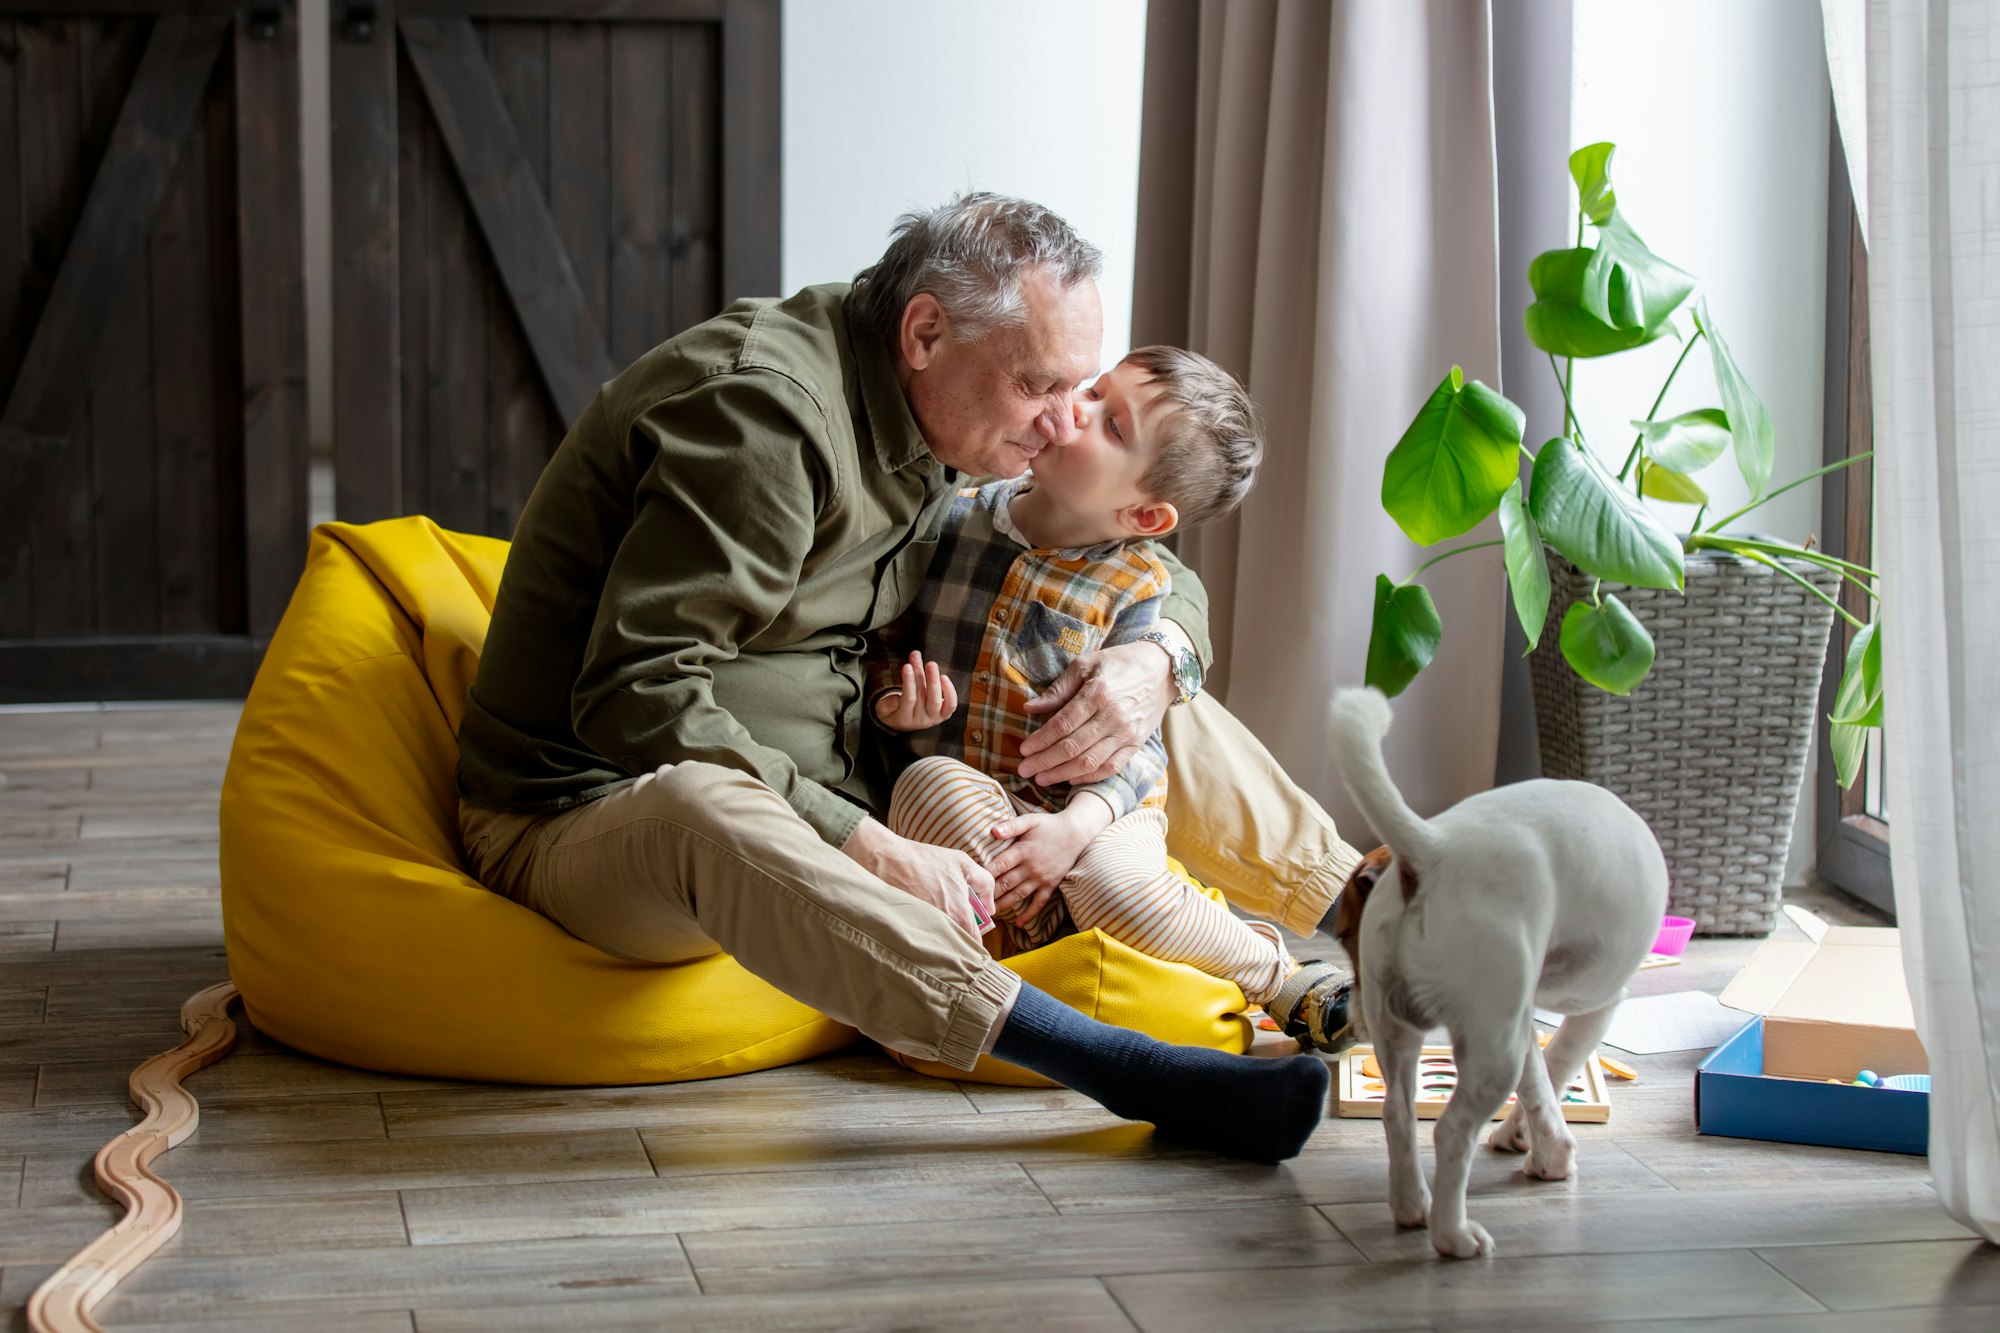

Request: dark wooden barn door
left=0, top=1, right=307, bottom=703
left=330, top=0, right=779, bottom=538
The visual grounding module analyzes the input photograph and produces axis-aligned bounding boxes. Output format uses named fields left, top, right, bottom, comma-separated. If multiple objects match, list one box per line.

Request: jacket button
left=969, top=730, right=983, bottom=743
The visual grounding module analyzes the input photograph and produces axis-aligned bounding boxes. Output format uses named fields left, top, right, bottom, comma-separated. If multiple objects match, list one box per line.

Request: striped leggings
left=887, top=756, right=1292, bottom=1004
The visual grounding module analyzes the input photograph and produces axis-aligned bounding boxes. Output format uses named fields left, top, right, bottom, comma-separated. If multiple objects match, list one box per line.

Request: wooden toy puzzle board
left=1336, top=1045, right=1612, bottom=1123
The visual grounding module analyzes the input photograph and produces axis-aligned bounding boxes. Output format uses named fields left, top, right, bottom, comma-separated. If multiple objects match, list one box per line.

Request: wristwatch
left=1137, top=629, right=1204, bottom=707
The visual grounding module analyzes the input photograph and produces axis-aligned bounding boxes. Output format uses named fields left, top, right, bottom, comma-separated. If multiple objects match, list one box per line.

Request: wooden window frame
left=1814, top=114, right=1892, bottom=917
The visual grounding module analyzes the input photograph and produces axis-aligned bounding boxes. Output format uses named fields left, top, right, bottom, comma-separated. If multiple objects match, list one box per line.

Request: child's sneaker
left=1270, top=960, right=1356, bottom=1054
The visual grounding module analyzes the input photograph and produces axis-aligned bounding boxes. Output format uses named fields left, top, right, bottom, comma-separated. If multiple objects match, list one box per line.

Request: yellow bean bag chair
left=219, top=517, right=1250, bottom=1086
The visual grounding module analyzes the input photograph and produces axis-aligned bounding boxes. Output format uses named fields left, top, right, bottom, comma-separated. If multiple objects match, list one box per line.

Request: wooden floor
left=1, top=702, right=1993, bottom=1332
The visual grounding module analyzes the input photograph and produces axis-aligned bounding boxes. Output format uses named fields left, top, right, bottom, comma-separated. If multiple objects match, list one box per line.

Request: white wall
left=781, top=0, right=1148, bottom=364
left=1570, top=0, right=1832, bottom=884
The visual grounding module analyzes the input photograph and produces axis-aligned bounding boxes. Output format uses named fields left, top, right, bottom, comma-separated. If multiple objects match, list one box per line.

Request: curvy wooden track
left=27, top=982, right=242, bottom=1333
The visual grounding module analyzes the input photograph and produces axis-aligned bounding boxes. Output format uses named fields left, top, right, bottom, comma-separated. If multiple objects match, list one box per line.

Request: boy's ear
left=899, top=294, right=948, bottom=370
left=1120, top=501, right=1179, bottom=539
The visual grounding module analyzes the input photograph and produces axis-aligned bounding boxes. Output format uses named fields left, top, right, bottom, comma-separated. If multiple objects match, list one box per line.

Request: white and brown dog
left=1327, top=687, right=1666, bottom=1259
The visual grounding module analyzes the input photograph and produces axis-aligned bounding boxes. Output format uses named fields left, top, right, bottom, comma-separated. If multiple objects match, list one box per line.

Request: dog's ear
left=1333, top=846, right=1392, bottom=938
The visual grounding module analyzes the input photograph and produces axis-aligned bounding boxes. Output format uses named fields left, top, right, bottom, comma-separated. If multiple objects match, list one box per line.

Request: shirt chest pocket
left=1006, top=601, right=1103, bottom=693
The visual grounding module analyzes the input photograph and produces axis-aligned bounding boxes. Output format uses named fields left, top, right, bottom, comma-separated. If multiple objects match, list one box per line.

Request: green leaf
left=1525, top=248, right=1682, bottom=359
left=1631, top=408, right=1732, bottom=474
left=1696, top=301, right=1776, bottom=499
left=1829, top=721, right=1868, bottom=790
left=1381, top=366, right=1525, bottom=546
left=1498, top=479, right=1551, bottom=651
left=1528, top=435, right=1686, bottom=591
left=1365, top=575, right=1443, bottom=698
left=1639, top=463, right=1709, bottom=504
left=1559, top=595, right=1656, bottom=695
left=1828, top=620, right=1883, bottom=728
left=1570, top=142, right=1617, bottom=225
left=1581, top=213, right=1696, bottom=331
left=1828, top=620, right=1883, bottom=788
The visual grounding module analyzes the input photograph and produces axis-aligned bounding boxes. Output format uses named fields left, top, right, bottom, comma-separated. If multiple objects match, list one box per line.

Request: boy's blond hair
left=1123, top=346, right=1265, bottom=531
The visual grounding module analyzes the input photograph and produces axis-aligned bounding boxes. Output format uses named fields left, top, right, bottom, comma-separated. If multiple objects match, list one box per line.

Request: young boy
left=868, top=346, right=1353, bottom=1053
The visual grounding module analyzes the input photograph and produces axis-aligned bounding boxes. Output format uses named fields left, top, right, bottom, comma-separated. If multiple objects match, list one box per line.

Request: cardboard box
left=1696, top=1017, right=1928, bottom=1155
left=1717, top=905, right=1927, bottom=1082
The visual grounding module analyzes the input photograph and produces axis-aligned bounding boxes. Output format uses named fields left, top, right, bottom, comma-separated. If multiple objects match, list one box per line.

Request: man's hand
left=842, top=817, right=993, bottom=937
left=985, top=796, right=1115, bottom=927
left=875, top=651, right=958, bottom=732
left=1017, top=640, right=1176, bottom=786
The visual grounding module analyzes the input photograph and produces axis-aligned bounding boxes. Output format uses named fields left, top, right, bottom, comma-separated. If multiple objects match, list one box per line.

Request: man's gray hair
left=850, top=192, right=1103, bottom=345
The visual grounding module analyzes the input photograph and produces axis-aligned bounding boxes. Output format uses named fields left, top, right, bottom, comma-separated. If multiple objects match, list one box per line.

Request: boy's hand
left=875, top=652, right=958, bottom=731
left=985, top=797, right=1114, bottom=926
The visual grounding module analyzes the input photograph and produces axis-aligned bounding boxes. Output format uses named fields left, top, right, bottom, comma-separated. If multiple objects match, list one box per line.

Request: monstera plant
left=1365, top=142, right=1882, bottom=787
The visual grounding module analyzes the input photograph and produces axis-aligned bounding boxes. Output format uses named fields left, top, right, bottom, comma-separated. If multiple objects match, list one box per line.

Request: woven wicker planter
left=1528, top=549, right=1840, bottom=935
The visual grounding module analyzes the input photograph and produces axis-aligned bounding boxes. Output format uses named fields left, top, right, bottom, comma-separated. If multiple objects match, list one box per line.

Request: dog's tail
left=1330, top=687, right=1441, bottom=868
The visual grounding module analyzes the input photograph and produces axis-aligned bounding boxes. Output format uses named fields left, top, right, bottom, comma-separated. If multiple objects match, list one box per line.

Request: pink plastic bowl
left=1653, top=915, right=1696, bottom=956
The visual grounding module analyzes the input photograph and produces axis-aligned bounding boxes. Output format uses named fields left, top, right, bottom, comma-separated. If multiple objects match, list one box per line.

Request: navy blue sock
left=992, top=984, right=1328, bottom=1163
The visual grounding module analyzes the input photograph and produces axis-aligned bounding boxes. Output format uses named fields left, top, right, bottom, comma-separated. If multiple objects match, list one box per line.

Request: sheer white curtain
left=1863, top=0, right=2000, bottom=1243
left=1132, top=0, right=1504, bottom=834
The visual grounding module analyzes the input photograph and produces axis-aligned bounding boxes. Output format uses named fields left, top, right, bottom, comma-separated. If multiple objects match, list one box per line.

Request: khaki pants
left=1162, top=694, right=1367, bottom=936
left=459, top=694, right=1364, bottom=1071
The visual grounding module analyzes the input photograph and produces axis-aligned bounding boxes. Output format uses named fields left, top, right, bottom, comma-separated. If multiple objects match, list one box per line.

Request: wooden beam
left=720, top=0, right=780, bottom=304
left=331, top=0, right=403, bottom=522
left=398, top=0, right=722, bottom=18
left=400, top=15, right=617, bottom=428
left=0, top=14, right=229, bottom=593
left=0, top=1, right=235, bottom=13
left=0, top=427, right=63, bottom=538
left=236, top=5, right=310, bottom=638
left=0, top=635, right=265, bottom=703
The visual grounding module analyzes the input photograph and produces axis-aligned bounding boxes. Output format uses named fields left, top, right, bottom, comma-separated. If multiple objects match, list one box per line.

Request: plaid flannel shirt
left=867, top=476, right=1170, bottom=818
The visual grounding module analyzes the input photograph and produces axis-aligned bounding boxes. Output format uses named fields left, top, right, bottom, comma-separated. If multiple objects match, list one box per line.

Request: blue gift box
left=1695, top=1015, right=1928, bottom=1156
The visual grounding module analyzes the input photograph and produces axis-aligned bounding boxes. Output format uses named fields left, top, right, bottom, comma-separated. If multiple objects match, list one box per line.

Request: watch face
left=1176, top=649, right=1203, bottom=694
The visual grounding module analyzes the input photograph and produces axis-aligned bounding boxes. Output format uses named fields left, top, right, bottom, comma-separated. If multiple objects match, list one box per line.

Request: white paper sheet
left=1535, top=990, right=1752, bottom=1055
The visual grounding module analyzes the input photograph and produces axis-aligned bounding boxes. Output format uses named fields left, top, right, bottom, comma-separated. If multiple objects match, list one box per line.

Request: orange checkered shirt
left=867, top=477, right=1172, bottom=816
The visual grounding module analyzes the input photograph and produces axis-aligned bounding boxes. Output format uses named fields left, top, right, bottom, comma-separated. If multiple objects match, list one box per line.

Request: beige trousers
left=459, top=694, right=1365, bottom=1071
left=1163, top=693, right=1367, bottom=935
left=460, top=762, right=1019, bottom=1070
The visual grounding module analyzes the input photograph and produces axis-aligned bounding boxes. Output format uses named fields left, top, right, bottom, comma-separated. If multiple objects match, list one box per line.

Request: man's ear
left=1119, top=501, right=1178, bottom=539
left=899, top=294, right=948, bottom=371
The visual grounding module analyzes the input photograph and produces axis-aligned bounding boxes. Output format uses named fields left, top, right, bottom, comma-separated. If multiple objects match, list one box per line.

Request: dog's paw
left=1388, top=1180, right=1432, bottom=1229
left=1431, top=1219, right=1497, bottom=1260
left=1488, top=1111, right=1530, bottom=1154
left=1523, top=1133, right=1577, bottom=1181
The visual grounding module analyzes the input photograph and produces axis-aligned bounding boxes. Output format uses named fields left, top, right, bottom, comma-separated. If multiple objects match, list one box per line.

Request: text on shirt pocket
left=1008, top=601, right=1102, bottom=692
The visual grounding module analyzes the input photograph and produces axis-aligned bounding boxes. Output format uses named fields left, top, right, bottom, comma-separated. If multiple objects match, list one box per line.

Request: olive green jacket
left=456, top=284, right=1210, bottom=847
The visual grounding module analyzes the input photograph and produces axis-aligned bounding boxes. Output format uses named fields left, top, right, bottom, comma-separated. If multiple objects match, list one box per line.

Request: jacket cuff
left=789, top=781, right=867, bottom=848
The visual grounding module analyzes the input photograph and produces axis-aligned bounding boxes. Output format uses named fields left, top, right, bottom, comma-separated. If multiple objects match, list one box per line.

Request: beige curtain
left=1135, top=0, right=1505, bottom=835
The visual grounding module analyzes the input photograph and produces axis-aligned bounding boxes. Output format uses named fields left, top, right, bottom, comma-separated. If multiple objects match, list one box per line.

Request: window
left=1814, top=120, right=1891, bottom=917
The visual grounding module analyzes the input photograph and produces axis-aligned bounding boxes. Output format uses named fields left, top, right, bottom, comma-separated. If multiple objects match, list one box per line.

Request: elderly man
left=456, top=195, right=1357, bottom=1162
